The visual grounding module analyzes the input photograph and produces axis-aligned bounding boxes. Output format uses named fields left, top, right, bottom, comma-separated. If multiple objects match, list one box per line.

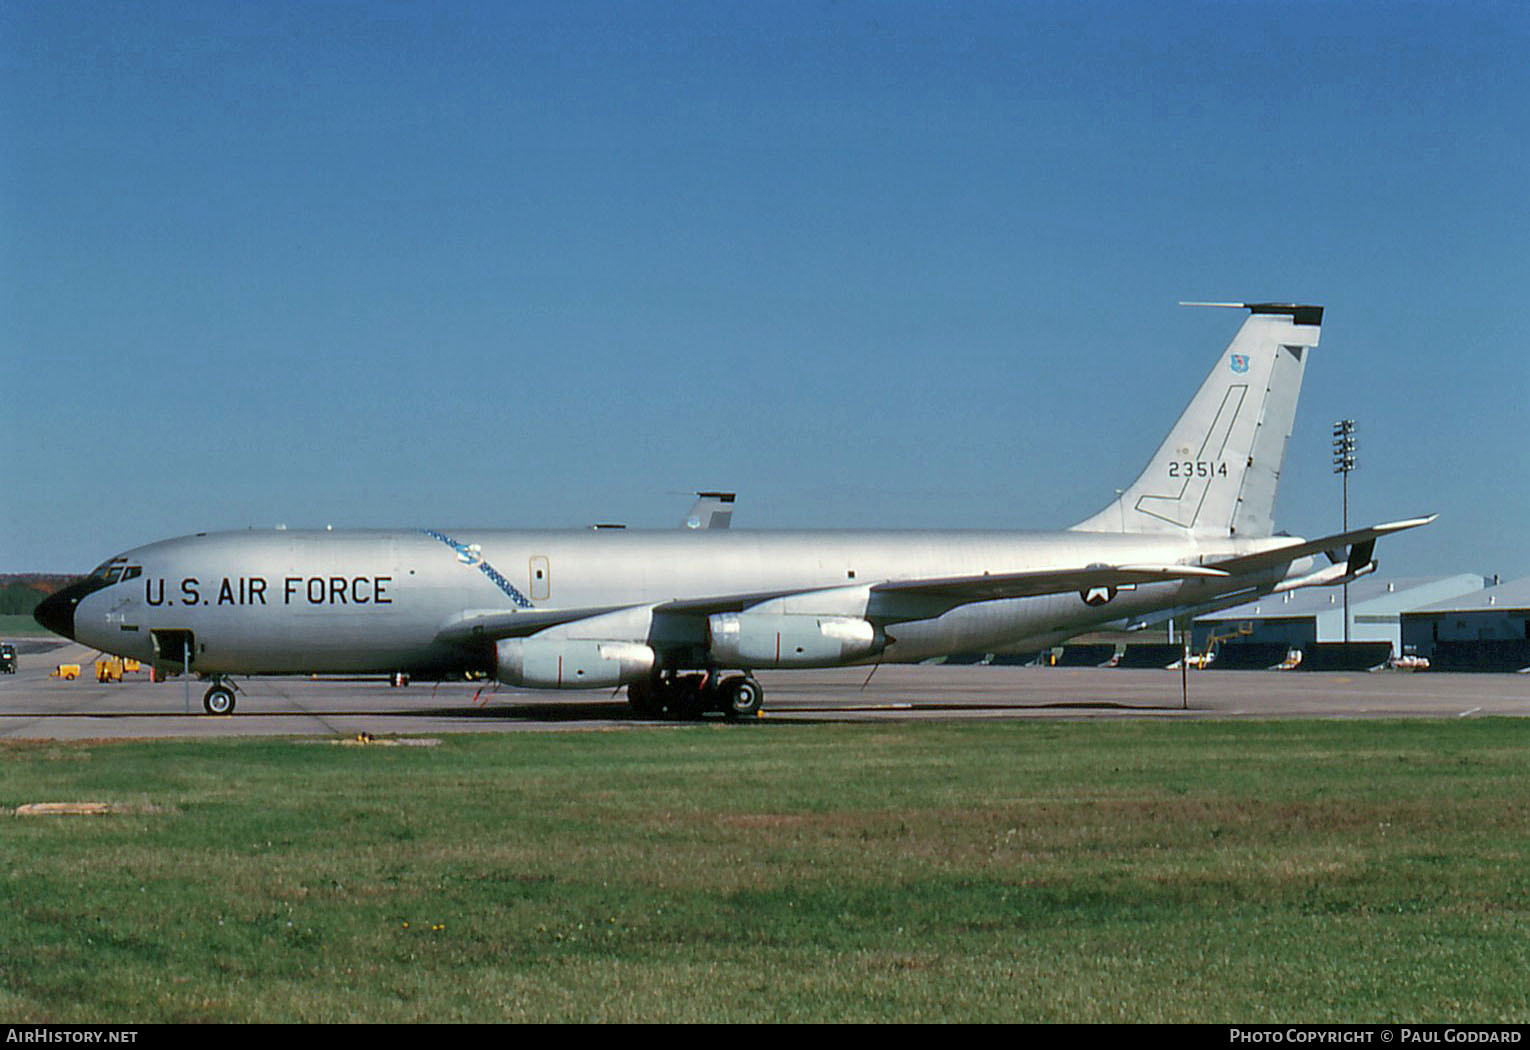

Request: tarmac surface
left=3, top=639, right=1528, bottom=740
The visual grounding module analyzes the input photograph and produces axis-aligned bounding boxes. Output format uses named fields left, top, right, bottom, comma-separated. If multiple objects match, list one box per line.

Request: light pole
left=1332, top=419, right=1357, bottom=643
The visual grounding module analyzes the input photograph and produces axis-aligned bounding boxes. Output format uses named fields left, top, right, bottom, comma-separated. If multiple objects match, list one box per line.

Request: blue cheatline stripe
left=419, top=529, right=535, bottom=609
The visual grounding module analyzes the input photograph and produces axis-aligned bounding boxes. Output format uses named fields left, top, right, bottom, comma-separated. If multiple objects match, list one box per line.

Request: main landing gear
left=627, top=671, right=764, bottom=721
left=202, top=677, right=238, bottom=715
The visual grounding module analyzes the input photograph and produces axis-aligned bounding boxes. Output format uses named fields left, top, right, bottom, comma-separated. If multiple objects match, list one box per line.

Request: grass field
left=2, top=719, right=1528, bottom=1023
left=0, top=614, right=48, bottom=637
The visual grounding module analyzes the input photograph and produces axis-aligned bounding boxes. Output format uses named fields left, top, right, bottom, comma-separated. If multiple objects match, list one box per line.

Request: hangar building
left=1400, top=576, right=1530, bottom=671
left=1192, top=574, right=1485, bottom=658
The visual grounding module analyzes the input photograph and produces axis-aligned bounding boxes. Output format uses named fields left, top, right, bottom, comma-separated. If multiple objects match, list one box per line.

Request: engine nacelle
left=707, top=613, right=886, bottom=669
left=496, top=638, right=656, bottom=689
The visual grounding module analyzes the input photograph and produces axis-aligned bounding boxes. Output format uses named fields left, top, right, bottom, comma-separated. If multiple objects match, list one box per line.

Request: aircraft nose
left=33, top=588, right=79, bottom=640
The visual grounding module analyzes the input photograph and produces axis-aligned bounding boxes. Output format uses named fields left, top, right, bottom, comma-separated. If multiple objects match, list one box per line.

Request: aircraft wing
left=1203, top=514, right=1437, bottom=577
left=434, top=605, right=640, bottom=645
left=433, top=522, right=1434, bottom=647
left=656, top=564, right=1231, bottom=621
left=870, top=564, right=1230, bottom=603
left=433, top=563, right=1234, bottom=644
left=655, top=590, right=812, bottom=616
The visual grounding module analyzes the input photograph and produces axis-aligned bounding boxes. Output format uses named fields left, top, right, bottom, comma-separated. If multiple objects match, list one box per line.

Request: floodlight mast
left=1333, top=420, right=1358, bottom=642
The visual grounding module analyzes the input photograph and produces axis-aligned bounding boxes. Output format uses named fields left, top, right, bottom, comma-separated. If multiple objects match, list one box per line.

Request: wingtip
left=1376, top=513, right=1439, bottom=532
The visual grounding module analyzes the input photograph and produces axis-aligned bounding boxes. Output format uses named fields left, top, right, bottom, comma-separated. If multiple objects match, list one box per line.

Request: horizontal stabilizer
left=1206, top=515, right=1437, bottom=578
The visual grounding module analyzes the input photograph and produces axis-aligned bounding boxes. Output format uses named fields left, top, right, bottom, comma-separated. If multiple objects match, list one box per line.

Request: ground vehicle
left=0, top=644, right=14, bottom=673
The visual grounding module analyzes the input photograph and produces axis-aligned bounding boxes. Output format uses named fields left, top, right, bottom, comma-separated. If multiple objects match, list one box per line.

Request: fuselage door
left=150, top=628, right=196, bottom=670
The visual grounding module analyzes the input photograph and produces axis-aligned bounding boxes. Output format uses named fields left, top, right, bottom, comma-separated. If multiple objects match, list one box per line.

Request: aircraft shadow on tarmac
left=400, top=698, right=1188, bottom=722
left=400, top=702, right=650, bottom=722
left=9, top=698, right=1181, bottom=723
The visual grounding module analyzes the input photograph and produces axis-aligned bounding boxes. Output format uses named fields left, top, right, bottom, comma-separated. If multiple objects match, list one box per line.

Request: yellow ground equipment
left=1202, top=623, right=1254, bottom=664
left=95, top=658, right=124, bottom=683
left=51, top=664, right=81, bottom=680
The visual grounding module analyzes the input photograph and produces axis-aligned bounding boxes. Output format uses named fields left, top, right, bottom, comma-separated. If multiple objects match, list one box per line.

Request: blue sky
left=4, top=1, right=1527, bottom=578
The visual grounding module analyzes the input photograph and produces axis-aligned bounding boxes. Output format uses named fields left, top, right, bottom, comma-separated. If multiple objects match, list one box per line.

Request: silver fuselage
left=41, top=305, right=1398, bottom=689
left=63, top=526, right=1305, bottom=676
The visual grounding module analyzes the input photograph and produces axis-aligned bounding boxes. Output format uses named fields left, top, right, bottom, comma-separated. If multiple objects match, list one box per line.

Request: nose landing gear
left=202, top=679, right=238, bottom=715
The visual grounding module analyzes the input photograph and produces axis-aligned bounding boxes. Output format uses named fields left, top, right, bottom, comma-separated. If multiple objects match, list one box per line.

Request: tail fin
left=683, top=491, right=736, bottom=529
left=1071, top=303, right=1322, bottom=538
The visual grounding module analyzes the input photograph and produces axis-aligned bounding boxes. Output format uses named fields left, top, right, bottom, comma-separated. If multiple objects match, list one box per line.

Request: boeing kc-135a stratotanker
left=35, top=303, right=1434, bottom=717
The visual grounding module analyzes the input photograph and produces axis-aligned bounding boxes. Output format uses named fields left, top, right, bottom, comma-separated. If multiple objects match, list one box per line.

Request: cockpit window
left=89, top=559, right=124, bottom=582
left=88, top=558, right=140, bottom=586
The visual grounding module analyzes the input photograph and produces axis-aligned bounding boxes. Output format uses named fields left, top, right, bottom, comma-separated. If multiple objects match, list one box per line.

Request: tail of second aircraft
left=1071, top=302, right=1323, bottom=539
left=684, top=492, right=736, bottom=530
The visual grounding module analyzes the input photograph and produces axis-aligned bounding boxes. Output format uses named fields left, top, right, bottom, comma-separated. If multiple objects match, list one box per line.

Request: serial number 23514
left=1168, top=460, right=1228, bottom=478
